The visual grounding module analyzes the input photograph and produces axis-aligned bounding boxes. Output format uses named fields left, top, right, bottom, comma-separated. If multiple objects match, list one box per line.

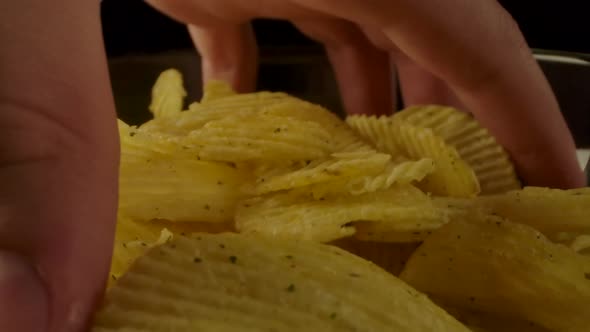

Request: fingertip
left=0, top=251, right=48, bottom=332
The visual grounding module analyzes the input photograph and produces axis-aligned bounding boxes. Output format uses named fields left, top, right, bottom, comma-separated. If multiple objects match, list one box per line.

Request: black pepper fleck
left=194, top=257, right=202, bottom=263
left=286, top=284, right=296, bottom=292
left=229, top=256, right=237, bottom=264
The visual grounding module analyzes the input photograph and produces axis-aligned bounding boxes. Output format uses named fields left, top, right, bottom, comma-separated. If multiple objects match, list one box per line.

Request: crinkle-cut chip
left=394, top=105, right=521, bottom=194
left=109, top=216, right=172, bottom=286
left=331, top=238, right=419, bottom=276
left=345, top=115, right=404, bottom=157
left=475, top=187, right=590, bottom=239
left=110, top=216, right=236, bottom=286
left=330, top=158, right=435, bottom=196
left=141, top=91, right=293, bottom=134
left=183, top=113, right=333, bottom=162
left=400, top=216, right=590, bottom=332
left=353, top=196, right=477, bottom=243
left=394, top=122, right=480, bottom=197
left=243, top=151, right=391, bottom=196
left=236, top=185, right=452, bottom=243
left=93, top=234, right=470, bottom=332
left=299, top=158, right=435, bottom=200
left=119, top=153, right=250, bottom=223
left=119, top=120, right=194, bottom=162
left=261, top=100, right=375, bottom=153
left=200, top=80, right=236, bottom=103
left=149, top=69, right=186, bottom=119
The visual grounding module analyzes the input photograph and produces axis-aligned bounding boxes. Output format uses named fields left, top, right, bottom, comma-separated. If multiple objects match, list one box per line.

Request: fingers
left=360, top=24, right=464, bottom=111
left=290, top=0, right=584, bottom=188
left=293, top=19, right=394, bottom=115
left=1, top=1, right=119, bottom=331
left=394, top=52, right=465, bottom=110
left=188, top=23, right=258, bottom=93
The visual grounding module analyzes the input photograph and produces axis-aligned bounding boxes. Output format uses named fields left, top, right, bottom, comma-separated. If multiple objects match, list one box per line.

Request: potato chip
left=149, top=68, right=186, bottom=118
left=400, top=215, right=590, bottom=332
left=109, top=215, right=172, bottom=286
left=236, top=185, right=454, bottom=243
left=119, top=120, right=192, bottom=162
left=394, top=105, right=521, bottom=194
left=570, top=235, right=590, bottom=255
left=94, top=234, right=470, bottom=332
left=119, top=152, right=249, bottom=223
left=110, top=216, right=236, bottom=285
left=475, top=187, right=590, bottom=239
left=243, top=151, right=391, bottom=196
left=142, top=91, right=293, bottom=135
left=200, top=80, right=236, bottom=103
left=345, top=115, right=405, bottom=159
left=393, top=122, right=480, bottom=197
left=184, top=113, right=334, bottom=162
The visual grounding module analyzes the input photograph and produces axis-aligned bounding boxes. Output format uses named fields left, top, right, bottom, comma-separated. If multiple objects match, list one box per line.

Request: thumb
left=0, top=251, right=49, bottom=331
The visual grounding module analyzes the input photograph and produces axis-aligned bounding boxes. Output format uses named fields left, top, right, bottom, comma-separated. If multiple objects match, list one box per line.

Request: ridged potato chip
left=119, top=151, right=249, bottom=223
left=394, top=105, right=521, bottom=194
left=394, top=122, right=480, bottom=197
left=475, top=187, right=590, bottom=239
left=94, top=234, right=470, bottom=332
left=142, top=91, right=293, bottom=134
left=149, top=69, right=186, bottom=118
left=345, top=115, right=405, bottom=160
left=109, top=215, right=171, bottom=285
left=110, top=216, right=235, bottom=285
left=200, top=80, right=236, bottom=103
left=184, top=113, right=334, bottom=162
left=236, top=185, right=454, bottom=243
left=400, top=215, right=590, bottom=332
left=243, top=151, right=391, bottom=196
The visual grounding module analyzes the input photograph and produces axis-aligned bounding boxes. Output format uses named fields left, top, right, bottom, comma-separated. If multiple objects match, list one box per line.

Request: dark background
left=101, top=0, right=590, bottom=57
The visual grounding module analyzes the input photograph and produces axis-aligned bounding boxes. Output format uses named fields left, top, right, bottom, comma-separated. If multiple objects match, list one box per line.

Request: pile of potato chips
left=93, top=69, right=590, bottom=332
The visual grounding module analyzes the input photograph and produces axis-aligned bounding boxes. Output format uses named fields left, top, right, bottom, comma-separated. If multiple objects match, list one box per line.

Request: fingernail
left=0, top=251, right=49, bottom=332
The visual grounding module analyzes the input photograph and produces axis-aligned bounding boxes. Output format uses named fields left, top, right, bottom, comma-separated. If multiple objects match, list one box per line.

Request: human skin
left=0, top=0, right=584, bottom=331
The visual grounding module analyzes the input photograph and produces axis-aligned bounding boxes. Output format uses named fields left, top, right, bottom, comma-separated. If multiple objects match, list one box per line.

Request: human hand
left=0, top=0, right=118, bottom=331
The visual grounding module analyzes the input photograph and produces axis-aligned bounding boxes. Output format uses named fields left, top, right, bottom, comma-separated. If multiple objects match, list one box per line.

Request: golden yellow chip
left=243, top=151, right=391, bottom=196
left=109, top=215, right=172, bottom=285
left=475, top=187, right=590, bottom=239
left=149, top=68, right=186, bottom=118
left=236, top=185, right=453, bottom=243
left=400, top=215, right=590, bottom=332
left=184, top=113, right=334, bottom=162
left=394, top=122, right=480, bottom=197
left=200, top=80, right=236, bottom=103
left=119, top=151, right=249, bottom=223
left=345, top=115, right=406, bottom=160
left=394, top=105, right=521, bottom=194
left=110, top=215, right=236, bottom=285
left=141, top=91, right=292, bottom=135
left=94, top=233, right=470, bottom=332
